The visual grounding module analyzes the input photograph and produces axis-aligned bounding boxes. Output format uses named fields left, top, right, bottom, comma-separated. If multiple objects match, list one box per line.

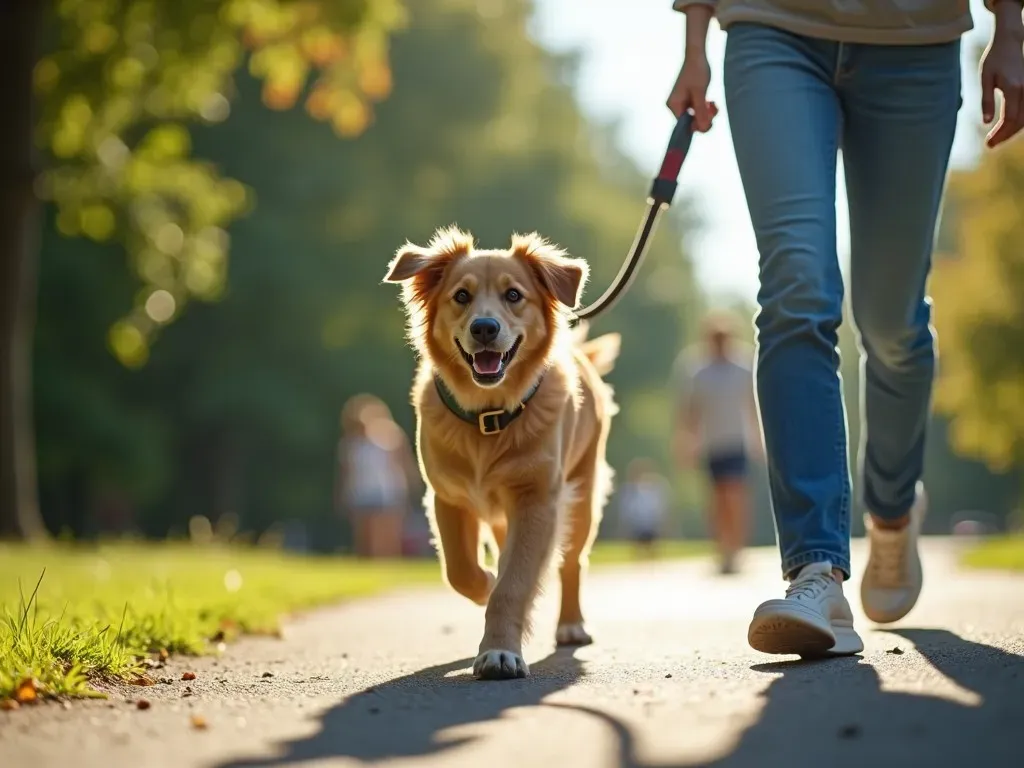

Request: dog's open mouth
left=456, top=337, right=523, bottom=384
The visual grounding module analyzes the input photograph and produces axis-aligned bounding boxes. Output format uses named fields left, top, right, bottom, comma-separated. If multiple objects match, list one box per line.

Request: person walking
left=618, top=458, right=672, bottom=558
left=673, top=311, right=761, bottom=575
left=667, top=0, right=1024, bottom=656
left=335, top=394, right=419, bottom=559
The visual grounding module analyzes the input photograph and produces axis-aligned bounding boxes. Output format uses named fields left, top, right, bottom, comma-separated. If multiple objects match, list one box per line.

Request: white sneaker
left=860, top=482, right=926, bottom=624
left=748, top=561, right=864, bottom=657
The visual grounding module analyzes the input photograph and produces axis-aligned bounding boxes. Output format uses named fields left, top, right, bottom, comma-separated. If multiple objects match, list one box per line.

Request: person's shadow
left=217, top=647, right=588, bottom=767
left=549, top=628, right=1024, bottom=768
left=218, top=630, right=1024, bottom=768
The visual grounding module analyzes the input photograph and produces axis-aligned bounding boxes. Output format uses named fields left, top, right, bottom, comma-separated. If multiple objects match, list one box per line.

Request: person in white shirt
left=335, top=394, right=419, bottom=558
left=673, top=312, right=762, bottom=574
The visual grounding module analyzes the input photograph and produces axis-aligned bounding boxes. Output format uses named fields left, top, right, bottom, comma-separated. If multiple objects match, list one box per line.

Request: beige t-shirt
left=673, top=1, right=1004, bottom=45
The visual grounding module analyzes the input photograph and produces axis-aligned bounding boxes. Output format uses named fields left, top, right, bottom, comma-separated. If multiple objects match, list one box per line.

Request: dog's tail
left=579, top=332, right=621, bottom=377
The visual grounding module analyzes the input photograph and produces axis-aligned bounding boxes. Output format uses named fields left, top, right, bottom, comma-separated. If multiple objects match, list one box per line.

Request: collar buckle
left=478, top=409, right=505, bottom=436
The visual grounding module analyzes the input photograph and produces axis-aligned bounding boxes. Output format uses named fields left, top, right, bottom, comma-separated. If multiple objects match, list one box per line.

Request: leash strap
left=569, top=112, right=696, bottom=328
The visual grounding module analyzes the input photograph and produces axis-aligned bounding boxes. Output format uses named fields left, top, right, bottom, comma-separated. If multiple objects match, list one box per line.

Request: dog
left=383, top=226, right=620, bottom=680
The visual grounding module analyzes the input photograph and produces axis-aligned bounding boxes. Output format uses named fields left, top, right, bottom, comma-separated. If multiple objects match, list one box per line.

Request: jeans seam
left=832, top=42, right=844, bottom=85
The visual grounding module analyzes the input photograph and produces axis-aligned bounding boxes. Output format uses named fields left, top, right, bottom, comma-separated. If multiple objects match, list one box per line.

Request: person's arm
left=397, top=434, right=423, bottom=502
left=671, top=357, right=701, bottom=470
left=333, top=440, right=349, bottom=518
left=981, top=1, right=1024, bottom=147
left=666, top=3, right=718, bottom=132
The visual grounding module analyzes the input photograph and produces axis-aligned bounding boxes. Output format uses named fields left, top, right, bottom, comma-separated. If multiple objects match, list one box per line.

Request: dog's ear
left=513, top=233, right=589, bottom=309
left=384, top=228, right=474, bottom=310
left=383, top=243, right=437, bottom=284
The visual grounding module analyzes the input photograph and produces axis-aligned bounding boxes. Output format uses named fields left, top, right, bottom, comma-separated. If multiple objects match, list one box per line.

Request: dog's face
left=384, top=228, right=588, bottom=392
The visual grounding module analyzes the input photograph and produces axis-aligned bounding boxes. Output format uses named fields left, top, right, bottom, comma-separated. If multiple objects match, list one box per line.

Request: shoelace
left=868, top=532, right=907, bottom=586
left=785, top=572, right=834, bottom=601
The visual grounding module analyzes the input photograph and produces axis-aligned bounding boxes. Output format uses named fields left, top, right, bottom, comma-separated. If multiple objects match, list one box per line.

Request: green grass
left=0, top=542, right=437, bottom=702
left=0, top=538, right=707, bottom=703
left=961, top=535, right=1024, bottom=572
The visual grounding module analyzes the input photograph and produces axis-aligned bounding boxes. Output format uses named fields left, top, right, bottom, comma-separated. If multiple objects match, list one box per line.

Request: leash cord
left=569, top=112, right=696, bottom=328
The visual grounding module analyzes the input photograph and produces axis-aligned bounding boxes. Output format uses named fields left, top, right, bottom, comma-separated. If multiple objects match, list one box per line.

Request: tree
left=930, top=138, right=1024, bottom=515
left=33, top=0, right=701, bottom=545
left=0, top=0, right=405, bottom=539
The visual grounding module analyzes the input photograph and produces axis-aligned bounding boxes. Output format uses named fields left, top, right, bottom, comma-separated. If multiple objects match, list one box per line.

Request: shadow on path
left=217, top=647, right=586, bottom=767
left=551, top=629, right=1024, bottom=768
left=219, top=630, right=1023, bottom=768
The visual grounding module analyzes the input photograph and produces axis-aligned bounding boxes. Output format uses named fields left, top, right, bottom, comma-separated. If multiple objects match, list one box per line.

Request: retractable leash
left=569, top=111, right=696, bottom=328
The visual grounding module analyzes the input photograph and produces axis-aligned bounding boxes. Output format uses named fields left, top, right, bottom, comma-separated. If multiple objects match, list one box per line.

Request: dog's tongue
left=472, top=351, right=502, bottom=375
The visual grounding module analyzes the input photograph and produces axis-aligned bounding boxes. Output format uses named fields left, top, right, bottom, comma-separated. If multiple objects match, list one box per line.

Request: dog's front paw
left=555, top=622, right=593, bottom=647
left=473, top=649, right=529, bottom=680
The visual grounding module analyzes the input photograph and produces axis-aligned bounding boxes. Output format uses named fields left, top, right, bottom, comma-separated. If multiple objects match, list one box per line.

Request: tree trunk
left=0, top=0, right=47, bottom=541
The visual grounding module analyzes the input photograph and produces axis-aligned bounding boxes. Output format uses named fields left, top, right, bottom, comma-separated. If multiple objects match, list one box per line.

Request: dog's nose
left=470, top=317, right=501, bottom=345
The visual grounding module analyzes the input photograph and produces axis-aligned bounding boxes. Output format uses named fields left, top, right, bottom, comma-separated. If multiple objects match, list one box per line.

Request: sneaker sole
left=748, top=604, right=864, bottom=658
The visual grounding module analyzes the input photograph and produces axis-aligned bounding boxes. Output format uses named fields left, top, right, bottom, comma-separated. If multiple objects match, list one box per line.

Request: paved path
left=2, top=538, right=1023, bottom=767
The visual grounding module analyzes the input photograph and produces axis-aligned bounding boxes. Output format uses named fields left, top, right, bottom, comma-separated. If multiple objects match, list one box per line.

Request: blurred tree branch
left=0, top=0, right=404, bottom=539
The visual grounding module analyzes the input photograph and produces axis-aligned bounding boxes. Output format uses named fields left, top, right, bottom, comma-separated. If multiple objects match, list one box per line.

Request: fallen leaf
left=887, top=647, right=904, bottom=655
left=191, top=714, right=209, bottom=730
left=181, top=672, right=197, bottom=681
left=130, top=675, right=155, bottom=687
left=14, top=678, right=37, bottom=704
left=136, top=700, right=151, bottom=711
left=0, top=699, right=20, bottom=711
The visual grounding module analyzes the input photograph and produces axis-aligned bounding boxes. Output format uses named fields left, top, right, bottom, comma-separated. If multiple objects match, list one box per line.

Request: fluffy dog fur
left=383, top=226, right=620, bottom=680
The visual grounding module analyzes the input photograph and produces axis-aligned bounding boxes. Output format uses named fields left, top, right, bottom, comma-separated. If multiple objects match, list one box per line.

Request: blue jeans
left=723, top=23, right=961, bottom=579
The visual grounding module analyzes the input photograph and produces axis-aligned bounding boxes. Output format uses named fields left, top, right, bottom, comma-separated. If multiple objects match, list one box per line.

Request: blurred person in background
left=617, top=458, right=672, bottom=558
left=668, top=0, right=1024, bottom=655
left=673, top=311, right=761, bottom=575
left=335, top=394, right=420, bottom=558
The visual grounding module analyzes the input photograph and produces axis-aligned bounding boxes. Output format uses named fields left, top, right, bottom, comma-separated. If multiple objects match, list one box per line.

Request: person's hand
left=981, top=3, right=1024, bottom=149
left=666, top=54, right=719, bottom=133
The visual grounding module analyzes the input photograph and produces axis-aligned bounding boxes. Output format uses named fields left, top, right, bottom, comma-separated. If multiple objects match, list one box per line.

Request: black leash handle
left=650, top=111, right=695, bottom=206
left=570, top=111, right=695, bottom=327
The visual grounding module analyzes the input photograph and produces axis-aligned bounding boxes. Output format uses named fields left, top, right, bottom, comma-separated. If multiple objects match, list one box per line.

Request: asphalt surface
left=2, top=538, right=1023, bottom=768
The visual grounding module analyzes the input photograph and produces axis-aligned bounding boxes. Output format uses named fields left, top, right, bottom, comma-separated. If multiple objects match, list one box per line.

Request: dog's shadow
left=217, top=647, right=587, bottom=767
left=217, top=629, right=1024, bottom=768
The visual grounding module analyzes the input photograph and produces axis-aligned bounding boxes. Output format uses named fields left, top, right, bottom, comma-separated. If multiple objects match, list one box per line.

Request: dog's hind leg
left=433, top=498, right=494, bottom=606
left=556, top=453, right=609, bottom=647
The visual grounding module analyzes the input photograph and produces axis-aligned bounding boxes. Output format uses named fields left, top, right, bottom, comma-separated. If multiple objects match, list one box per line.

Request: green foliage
left=931, top=140, right=1024, bottom=479
left=961, top=535, right=1024, bottom=572
left=34, top=0, right=700, bottom=541
left=36, top=0, right=405, bottom=367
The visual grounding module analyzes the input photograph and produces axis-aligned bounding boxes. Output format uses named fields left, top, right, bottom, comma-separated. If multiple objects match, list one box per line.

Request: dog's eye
left=453, top=289, right=471, bottom=305
left=505, top=288, right=522, bottom=303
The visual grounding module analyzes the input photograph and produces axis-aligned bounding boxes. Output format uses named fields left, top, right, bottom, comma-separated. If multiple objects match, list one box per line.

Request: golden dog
left=383, top=226, right=620, bottom=680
